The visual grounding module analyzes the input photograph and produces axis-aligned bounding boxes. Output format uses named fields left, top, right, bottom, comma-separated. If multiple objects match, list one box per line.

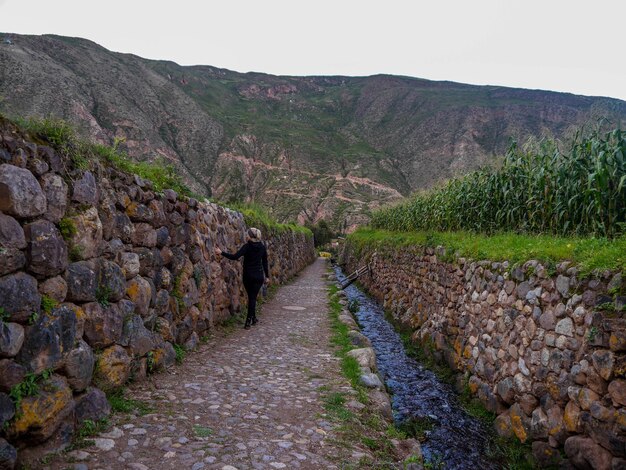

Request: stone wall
left=0, top=122, right=315, bottom=467
left=341, top=240, right=626, bottom=469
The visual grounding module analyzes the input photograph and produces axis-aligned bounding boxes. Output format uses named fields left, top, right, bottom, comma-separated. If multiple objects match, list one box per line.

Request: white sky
left=1, top=0, right=625, bottom=101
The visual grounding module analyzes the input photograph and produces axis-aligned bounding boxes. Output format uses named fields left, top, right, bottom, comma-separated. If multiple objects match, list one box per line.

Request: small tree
left=306, top=220, right=334, bottom=247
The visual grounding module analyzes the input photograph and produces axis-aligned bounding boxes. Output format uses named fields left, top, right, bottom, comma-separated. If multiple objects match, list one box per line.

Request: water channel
left=334, top=266, right=498, bottom=469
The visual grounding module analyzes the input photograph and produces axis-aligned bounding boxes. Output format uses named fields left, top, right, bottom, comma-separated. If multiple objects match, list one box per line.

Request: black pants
left=243, top=276, right=264, bottom=325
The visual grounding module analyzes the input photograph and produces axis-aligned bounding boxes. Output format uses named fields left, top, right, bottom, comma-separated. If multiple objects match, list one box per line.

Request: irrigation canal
left=334, top=266, right=498, bottom=469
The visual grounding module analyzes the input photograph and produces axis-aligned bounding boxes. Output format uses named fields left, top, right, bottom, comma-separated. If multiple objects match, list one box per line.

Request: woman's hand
left=214, top=247, right=222, bottom=256
left=264, top=277, right=270, bottom=285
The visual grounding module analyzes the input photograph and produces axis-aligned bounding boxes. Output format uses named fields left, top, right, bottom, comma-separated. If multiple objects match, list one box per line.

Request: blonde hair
left=247, top=227, right=262, bottom=240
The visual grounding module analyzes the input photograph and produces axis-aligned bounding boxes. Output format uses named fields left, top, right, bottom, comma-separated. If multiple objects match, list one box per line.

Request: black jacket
left=222, top=241, right=269, bottom=280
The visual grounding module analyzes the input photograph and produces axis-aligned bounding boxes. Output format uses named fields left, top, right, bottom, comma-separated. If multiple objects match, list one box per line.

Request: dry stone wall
left=0, top=122, right=315, bottom=467
left=341, top=241, right=626, bottom=469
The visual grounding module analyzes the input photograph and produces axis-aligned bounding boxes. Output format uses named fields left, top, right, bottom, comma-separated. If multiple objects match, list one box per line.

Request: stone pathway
left=46, top=258, right=361, bottom=470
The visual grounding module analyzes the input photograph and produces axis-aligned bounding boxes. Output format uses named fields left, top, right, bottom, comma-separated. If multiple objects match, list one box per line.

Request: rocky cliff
left=341, top=240, right=626, bottom=469
left=0, top=118, right=315, bottom=467
left=2, top=33, right=626, bottom=230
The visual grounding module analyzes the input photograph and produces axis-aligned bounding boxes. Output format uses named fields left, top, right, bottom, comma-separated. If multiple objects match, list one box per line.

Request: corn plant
left=371, top=128, right=626, bottom=237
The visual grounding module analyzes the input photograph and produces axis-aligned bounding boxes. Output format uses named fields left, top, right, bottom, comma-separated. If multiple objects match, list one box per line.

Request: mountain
left=2, top=33, right=625, bottom=231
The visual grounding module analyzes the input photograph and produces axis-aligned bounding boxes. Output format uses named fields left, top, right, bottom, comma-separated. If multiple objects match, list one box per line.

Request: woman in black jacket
left=215, top=227, right=269, bottom=329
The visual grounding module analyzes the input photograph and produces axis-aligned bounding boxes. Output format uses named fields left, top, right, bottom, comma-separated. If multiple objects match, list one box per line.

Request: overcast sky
left=1, top=0, right=625, bottom=101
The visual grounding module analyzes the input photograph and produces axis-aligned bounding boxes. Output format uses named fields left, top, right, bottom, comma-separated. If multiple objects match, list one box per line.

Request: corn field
left=371, top=129, right=626, bottom=237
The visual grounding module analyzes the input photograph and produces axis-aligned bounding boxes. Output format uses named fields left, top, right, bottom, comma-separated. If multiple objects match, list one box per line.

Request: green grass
left=95, top=285, right=112, bottom=308
left=348, top=227, right=626, bottom=275
left=396, top=416, right=435, bottom=442
left=107, top=390, right=154, bottom=416
left=225, top=201, right=313, bottom=237
left=58, top=217, right=77, bottom=241
left=220, top=311, right=247, bottom=333
left=173, top=343, right=186, bottom=363
left=16, top=116, right=196, bottom=197
left=325, top=278, right=409, bottom=468
left=40, top=295, right=58, bottom=315
left=323, top=392, right=355, bottom=421
left=94, top=142, right=196, bottom=197
left=65, top=418, right=109, bottom=451
left=192, top=424, right=213, bottom=437
left=27, top=311, right=39, bottom=325
left=69, top=245, right=84, bottom=262
left=347, top=299, right=360, bottom=314
left=328, top=284, right=366, bottom=400
left=9, top=369, right=53, bottom=410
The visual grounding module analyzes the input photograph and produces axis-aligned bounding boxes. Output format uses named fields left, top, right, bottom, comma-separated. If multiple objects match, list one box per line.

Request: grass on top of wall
left=10, top=116, right=312, bottom=237
left=226, top=201, right=313, bottom=237
left=348, top=228, right=626, bottom=275
left=13, top=116, right=197, bottom=197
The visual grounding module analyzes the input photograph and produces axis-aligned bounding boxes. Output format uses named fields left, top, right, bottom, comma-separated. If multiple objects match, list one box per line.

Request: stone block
left=609, top=379, right=626, bottom=407
left=16, top=305, right=76, bottom=373
left=183, top=331, right=199, bottom=352
left=0, top=359, right=26, bottom=393
left=0, top=438, right=17, bottom=470
left=0, top=272, right=40, bottom=323
left=63, top=339, right=95, bottom=391
left=592, top=349, right=615, bottom=381
left=119, top=252, right=140, bottom=279
left=38, top=275, right=68, bottom=303
left=0, top=322, right=24, bottom=358
left=347, top=347, right=377, bottom=371
left=509, top=403, right=529, bottom=443
left=126, top=276, right=152, bottom=317
left=0, top=247, right=26, bottom=276
left=156, top=226, right=169, bottom=247
left=95, top=344, right=131, bottom=390
left=348, top=330, right=372, bottom=348
left=120, top=314, right=156, bottom=356
left=74, top=387, right=111, bottom=425
left=5, top=374, right=73, bottom=444
left=0, top=212, right=26, bottom=249
left=71, top=171, right=98, bottom=206
left=131, top=222, right=157, bottom=247
left=24, top=219, right=68, bottom=277
left=0, top=392, right=15, bottom=429
left=564, top=436, right=613, bottom=470
left=564, top=400, right=581, bottom=433
left=113, top=211, right=135, bottom=243
left=68, top=207, right=103, bottom=260
left=555, top=317, right=574, bottom=337
left=65, top=261, right=97, bottom=302
left=97, top=259, right=126, bottom=302
left=125, top=201, right=154, bottom=223
left=152, top=341, right=176, bottom=370
left=40, top=173, right=68, bottom=223
left=83, top=302, right=123, bottom=349
left=610, top=329, right=626, bottom=353
left=0, top=164, right=46, bottom=218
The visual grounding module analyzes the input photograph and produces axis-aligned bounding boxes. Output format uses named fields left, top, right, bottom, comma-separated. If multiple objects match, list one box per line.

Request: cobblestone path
left=49, top=258, right=360, bottom=470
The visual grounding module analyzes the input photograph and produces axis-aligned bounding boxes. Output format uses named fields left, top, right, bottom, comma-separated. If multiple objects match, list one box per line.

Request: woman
left=215, top=227, right=269, bottom=329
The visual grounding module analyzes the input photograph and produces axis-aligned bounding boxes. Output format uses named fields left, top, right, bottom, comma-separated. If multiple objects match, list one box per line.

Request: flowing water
left=335, top=267, right=498, bottom=469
